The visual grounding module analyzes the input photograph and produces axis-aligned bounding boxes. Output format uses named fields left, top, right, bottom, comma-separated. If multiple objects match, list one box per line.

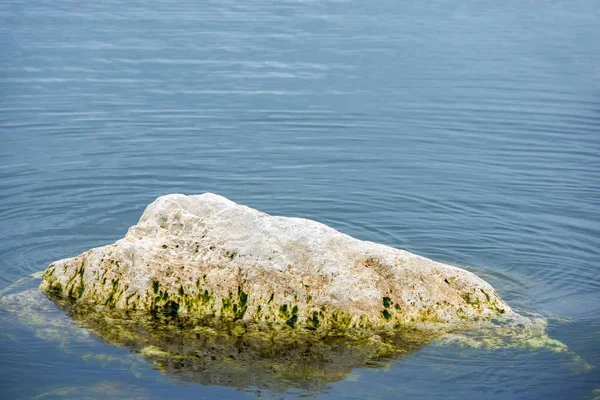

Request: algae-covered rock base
left=2, top=271, right=583, bottom=398
left=1, top=274, right=576, bottom=398
left=35, top=193, right=581, bottom=395
left=41, top=193, right=511, bottom=333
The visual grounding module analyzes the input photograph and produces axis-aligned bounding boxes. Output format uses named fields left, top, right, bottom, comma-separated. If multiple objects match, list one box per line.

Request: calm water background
left=1, top=0, right=599, bottom=399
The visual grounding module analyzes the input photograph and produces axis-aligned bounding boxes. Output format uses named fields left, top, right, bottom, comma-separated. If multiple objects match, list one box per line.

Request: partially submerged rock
left=2, top=195, right=590, bottom=397
left=41, top=193, right=511, bottom=332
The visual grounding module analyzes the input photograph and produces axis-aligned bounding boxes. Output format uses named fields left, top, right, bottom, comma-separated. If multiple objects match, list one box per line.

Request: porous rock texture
left=40, top=193, right=511, bottom=331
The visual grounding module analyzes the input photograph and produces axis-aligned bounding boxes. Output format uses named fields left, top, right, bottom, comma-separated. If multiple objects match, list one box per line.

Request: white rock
left=40, top=193, right=511, bottom=330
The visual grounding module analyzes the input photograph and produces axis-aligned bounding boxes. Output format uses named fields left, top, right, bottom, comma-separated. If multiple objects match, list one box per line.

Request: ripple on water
left=1, top=0, right=599, bottom=398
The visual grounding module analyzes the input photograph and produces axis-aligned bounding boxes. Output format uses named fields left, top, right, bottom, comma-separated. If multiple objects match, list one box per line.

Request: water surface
left=1, top=0, right=599, bottom=399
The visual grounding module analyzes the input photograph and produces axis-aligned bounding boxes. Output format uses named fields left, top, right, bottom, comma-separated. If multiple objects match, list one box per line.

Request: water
left=1, top=0, right=599, bottom=398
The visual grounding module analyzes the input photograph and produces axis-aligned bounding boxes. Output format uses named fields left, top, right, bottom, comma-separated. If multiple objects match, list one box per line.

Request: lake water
left=1, top=0, right=599, bottom=399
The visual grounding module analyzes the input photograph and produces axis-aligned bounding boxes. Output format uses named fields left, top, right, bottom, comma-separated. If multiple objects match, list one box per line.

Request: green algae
left=236, top=286, right=248, bottom=319
left=278, top=303, right=289, bottom=319
left=382, top=309, right=392, bottom=320
left=383, top=296, right=392, bottom=308
left=285, top=314, right=298, bottom=327
left=200, top=289, right=211, bottom=304
left=311, top=311, right=320, bottom=328
left=480, top=289, right=491, bottom=302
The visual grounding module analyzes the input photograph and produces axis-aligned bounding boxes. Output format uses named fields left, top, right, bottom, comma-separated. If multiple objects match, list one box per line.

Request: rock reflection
left=44, top=290, right=435, bottom=396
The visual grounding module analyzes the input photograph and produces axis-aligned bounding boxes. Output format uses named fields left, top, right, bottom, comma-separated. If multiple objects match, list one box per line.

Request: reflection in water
left=1, top=275, right=435, bottom=397
left=44, top=293, right=435, bottom=396
left=32, top=382, right=151, bottom=400
left=0, top=274, right=587, bottom=398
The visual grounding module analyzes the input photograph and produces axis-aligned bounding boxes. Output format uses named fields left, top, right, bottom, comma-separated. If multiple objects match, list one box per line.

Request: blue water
left=1, top=0, right=599, bottom=399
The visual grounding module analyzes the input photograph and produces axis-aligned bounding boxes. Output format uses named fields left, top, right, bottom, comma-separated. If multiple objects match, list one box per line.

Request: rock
left=40, top=193, right=511, bottom=331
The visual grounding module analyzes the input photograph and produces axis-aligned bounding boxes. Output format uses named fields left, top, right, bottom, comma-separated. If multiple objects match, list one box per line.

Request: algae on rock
left=40, top=193, right=512, bottom=332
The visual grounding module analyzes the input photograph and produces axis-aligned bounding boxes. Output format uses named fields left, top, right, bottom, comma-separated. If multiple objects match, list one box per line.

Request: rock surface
left=40, top=193, right=511, bottom=331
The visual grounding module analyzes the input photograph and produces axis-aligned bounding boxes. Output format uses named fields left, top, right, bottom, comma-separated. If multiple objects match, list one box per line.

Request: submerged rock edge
left=40, top=193, right=512, bottom=333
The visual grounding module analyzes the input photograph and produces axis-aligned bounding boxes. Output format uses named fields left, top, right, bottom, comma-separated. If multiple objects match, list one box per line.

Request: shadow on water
left=1, top=274, right=436, bottom=398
